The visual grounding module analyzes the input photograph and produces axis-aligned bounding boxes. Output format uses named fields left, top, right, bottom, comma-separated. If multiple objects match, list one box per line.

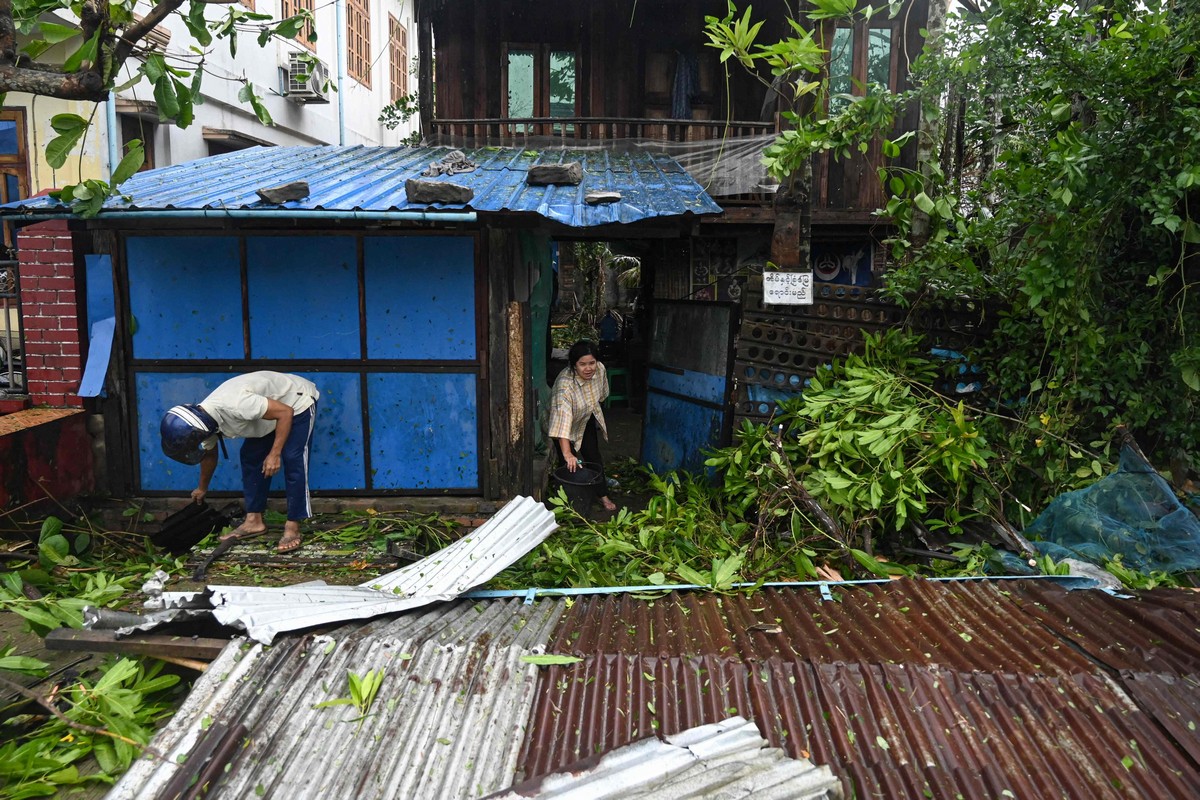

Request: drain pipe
left=335, top=0, right=347, bottom=145
left=105, top=94, right=121, bottom=177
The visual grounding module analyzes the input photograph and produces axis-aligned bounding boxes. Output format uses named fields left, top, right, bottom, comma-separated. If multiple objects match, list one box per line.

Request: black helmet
left=160, top=404, right=220, bottom=465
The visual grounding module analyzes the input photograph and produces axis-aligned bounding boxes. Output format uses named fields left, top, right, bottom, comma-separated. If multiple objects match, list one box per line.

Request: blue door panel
left=127, top=237, right=242, bottom=359
left=641, top=393, right=726, bottom=475
left=136, top=372, right=247, bottom=492
left=368, top=372, right=478, bottom=489
left=293, top=371, right=366, bottom=490
left=364, top=237, right=475, bottom=360
left=640, top=301, right=735, bottom=477
left=247, top=237, right=360, bottom=359
left=646, top=367, right=727, bottom=406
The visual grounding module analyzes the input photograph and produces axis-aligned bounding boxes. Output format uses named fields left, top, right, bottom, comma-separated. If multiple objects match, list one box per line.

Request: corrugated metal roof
left=2, top=145, right=722, bottom=227
left=108, top=598, right=567, bottom=800
left=144, top=495, right=556, bottom=644
left=519, top=580, right=1200, bottom=798
left=486, top=716, right=840, bottom=799
left=111, top=579, right=1200, bottom=799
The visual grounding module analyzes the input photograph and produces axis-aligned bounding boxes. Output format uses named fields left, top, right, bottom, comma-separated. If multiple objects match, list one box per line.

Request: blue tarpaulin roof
left=2, top=145, right=723, bottom=228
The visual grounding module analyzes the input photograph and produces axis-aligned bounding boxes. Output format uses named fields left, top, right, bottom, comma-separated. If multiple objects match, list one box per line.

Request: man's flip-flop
left=218, top=528, right=266, bottom=543
left=276, top=534, right=303, bottom=554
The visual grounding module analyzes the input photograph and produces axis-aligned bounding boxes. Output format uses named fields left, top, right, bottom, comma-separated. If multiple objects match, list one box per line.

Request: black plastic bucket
left=552, top=462, right=604, bottom=516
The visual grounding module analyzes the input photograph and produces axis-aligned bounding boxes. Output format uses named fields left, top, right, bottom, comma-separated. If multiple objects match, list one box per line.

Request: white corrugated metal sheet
left=109, top=597, right=568, bottom=799
left=150, top=495, right=556, bottom=643
left=486, top=716, right=841, bottom=800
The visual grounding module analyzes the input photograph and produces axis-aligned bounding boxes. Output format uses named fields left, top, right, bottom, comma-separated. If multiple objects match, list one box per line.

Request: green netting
left=1021, top=444, right=1200, bottom=573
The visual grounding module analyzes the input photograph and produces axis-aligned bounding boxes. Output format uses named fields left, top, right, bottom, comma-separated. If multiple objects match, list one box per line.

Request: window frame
left=825, top=20, right=899, bottom=113
left=500, top=43, right=579, bottom=119
left=389, top=14, right=409, bottom=103
left=281, top=0, right=316, bottom=52
left=346, top=0, right=372, bottom=88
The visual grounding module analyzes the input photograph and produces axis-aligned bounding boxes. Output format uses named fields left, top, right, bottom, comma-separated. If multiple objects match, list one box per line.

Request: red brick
left=15, top=263, right=56, bottom=279
left=29, top=220, right=69, bottom=234
left=24, top=342, right=60, bottom=356
left=44, top=356, right=82, bottom=369
left=59, top=342, right=80, bottom=357
left=19, top=237, right=52, bottom=251
left=20, top=290, right=55, bottom=304
left=33, top=250, right=72, bottom=265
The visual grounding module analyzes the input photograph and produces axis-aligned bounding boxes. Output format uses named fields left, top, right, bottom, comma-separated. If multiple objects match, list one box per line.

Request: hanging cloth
left=671, top=52, right=700, bottom=120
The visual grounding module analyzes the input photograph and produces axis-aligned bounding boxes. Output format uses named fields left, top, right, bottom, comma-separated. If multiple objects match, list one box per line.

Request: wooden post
left=416, top=0, right=434, bottom=140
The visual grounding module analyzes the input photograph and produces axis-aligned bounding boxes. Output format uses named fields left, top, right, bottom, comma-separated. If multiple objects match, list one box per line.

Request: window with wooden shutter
left=389, top=15, right=409, bottom=102
left=280, top=0, right=316, bottom=51
left=347, top=0, right=371, bottom=87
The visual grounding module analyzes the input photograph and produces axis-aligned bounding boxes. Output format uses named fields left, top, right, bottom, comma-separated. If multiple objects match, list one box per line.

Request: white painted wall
left=9, top=0, right=419, bottom=195
left=121, top=0, right=419, bottom=165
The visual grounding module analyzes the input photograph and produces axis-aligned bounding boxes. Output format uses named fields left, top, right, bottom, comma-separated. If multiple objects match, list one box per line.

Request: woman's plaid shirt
left=548, top=361, right=609, bottom=450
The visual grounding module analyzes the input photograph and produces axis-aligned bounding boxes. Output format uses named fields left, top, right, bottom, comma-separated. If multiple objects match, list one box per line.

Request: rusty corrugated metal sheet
left=1, top=146, right=723, bottom=228
left=1005, top=582, right=1200, bottom=674
left=109, top=598, right=567, bottom=800
left=520, top=580, right=1200, bottom=798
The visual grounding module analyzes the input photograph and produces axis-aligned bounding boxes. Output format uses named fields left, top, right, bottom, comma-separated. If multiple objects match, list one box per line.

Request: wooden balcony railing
left=429, top=117, right=775, bottom=146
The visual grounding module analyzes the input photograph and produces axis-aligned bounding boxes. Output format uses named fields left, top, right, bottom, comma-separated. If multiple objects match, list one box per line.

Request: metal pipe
left=335, top=0, right=347, bottom=145
left=105, top=94, right=121, bottom=177
left=461, top=573, right=1098, bottom=602
left=4, top=209, right=478, bottom=223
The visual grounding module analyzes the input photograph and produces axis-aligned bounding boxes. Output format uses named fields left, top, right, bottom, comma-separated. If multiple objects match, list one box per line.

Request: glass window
left=507, top=49, right=535, bottom=118
left=828, top=28, right=854, bottom=112
left=548, top=51, right=576, bottom=118
left=867, top=29, right=892, bottom=89
left=0, top=121, right=16, bottom=156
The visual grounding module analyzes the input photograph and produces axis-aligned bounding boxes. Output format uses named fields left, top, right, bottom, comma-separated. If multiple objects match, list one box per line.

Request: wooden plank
left=486, top=229, right=512, bottom=499
left=44, top=627, right=231, bottom=661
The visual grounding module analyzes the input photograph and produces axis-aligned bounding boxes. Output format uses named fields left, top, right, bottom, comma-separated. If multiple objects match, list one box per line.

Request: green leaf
left=914, top=191, right=936, bottom=215
left=111, top=142, right=145, bottom=186
left=0, top=654, right=50, bottom=674
left=676, top=563, right=712, bottom=586
left=154, top=76, right=181, bottom=120
left=44, top=117, right=87, bottom=169
left=39, top=516, right=64, bottom=543
left=62, top=29, right=100, bottom=73
left=520, top=654, right=583, bottom=666
left=185, top=2, right=214, bottom=47
left=848, top=549, right=889, bottom=577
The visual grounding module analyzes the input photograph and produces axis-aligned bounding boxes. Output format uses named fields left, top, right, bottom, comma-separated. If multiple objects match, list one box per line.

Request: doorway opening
left=546, top=241, right=646, bottom=475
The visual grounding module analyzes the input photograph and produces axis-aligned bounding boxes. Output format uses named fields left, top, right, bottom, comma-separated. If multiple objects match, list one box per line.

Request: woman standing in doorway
left=549, top=340, right=618, bottom=512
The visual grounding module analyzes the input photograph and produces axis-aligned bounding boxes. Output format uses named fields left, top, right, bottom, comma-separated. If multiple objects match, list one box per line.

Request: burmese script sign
left=763, top=271, right=814, bottom=305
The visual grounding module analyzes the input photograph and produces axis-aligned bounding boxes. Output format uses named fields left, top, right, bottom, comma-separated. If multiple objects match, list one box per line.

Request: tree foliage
left=0, top=0, right=317, bottom=211
left=882, top=0, right=1200, bottom=508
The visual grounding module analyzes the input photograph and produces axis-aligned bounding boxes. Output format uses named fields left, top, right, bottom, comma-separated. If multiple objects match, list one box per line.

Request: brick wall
left=17, top=220, right=84, bottom=407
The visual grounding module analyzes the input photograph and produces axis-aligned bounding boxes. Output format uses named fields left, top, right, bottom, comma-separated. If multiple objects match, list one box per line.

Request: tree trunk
left=910, top=0, right=953, bottom=247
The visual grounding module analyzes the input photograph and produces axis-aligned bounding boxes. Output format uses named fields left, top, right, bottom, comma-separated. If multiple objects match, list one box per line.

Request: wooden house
left=415, top=0, right=962, bottom=473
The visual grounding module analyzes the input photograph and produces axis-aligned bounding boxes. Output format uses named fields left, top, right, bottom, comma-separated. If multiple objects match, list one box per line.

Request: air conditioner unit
left=283, top=51, right=330, bottom=104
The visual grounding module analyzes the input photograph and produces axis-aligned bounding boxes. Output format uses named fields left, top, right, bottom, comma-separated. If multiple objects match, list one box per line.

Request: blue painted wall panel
left=368, top=372, right=477, bottom=489
left=127, top=237, right=242, bottom=359
left=641, top=392, right=726, bottom=475
left=364, top=237, right=475, bottom=360
left=138, top=371, right=369, bottom=492
left=84, top=254, right=114, bottom=330
left=137, top=372, right=246, bottom=492
left=292, top=371, right=366, bottom=489
left=247, top=237, right=360, bottom=359
left=647, top=367, right=726, bottom=405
